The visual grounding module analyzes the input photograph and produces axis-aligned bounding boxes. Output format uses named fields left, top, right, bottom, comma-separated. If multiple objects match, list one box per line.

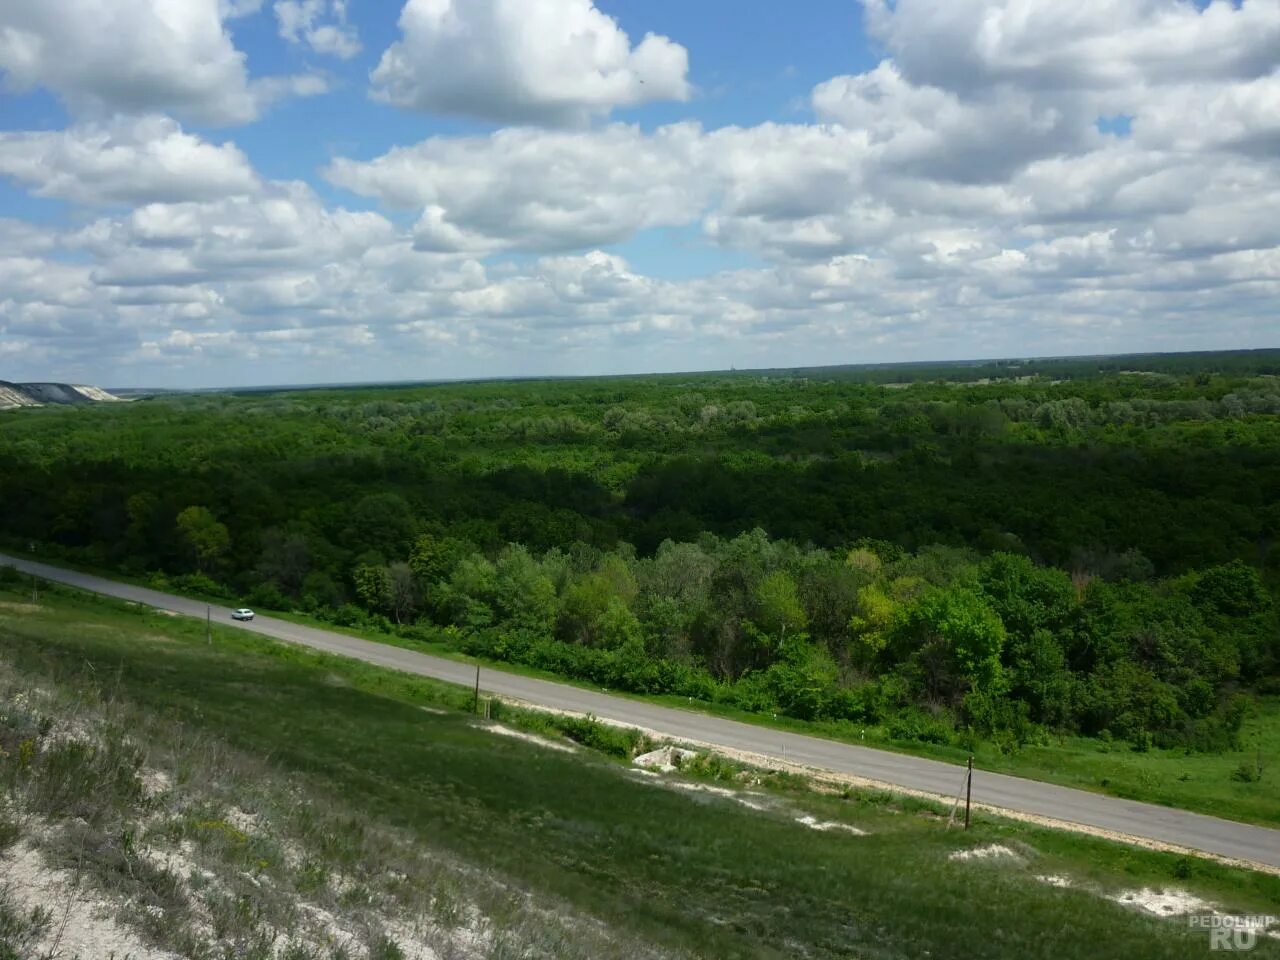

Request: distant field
left=2, top=583, right=1278, bottom=959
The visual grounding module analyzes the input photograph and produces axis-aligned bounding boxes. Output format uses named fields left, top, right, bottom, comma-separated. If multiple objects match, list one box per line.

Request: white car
left=231, top=608, right=255, bottom=621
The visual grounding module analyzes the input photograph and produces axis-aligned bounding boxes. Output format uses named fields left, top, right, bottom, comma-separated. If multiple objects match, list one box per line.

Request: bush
left=886, top=708, right=955, bottom=746
left=549, top=715, right=647, bottom=759
left=679, top=751, right=741, bottom=782
left=245, top=582, right=292, bottom=612
left=963, top=690, right=1044, bottom=750
left=723, top=673, right=778, bottom=714
left=169, top=572, right=230, bottom=600
left=333, top=604, right=365, bottom=627
left=823, top=686, right=878, bottom=723
left=1230, top=762, right=1261, bottom=783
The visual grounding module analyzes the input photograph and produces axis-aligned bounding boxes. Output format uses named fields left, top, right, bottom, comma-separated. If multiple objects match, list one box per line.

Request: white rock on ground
left=1035, top=874, right=1073, bottom=888
left=664, top=780, right=771, bottom=811
left=139, top=768, right=173, bottom=799
left=794, top=815, right=866, bottom=835
left=483, top=724, right=576, bottom=752
left=1111, top=888, right=1214, bottom=916
left=632, top=745, right=697, bottom=772
left=948, top=843, right=1023, bottom=862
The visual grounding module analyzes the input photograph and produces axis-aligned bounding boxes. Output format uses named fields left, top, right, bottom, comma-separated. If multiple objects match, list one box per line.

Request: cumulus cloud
left=74, top=182, right=396, bottom=289
left=275, top=0, right=361, bottom=59
left=0, top=0, right=327, bottom=124
left=811, top=62, right=1098, bottom=184
left=326, top=123, right=710, bottom=253
left=0, top=117, right=260, bottom=205
left=861, top=0, right=1280, bottom=95
left=369, top=0, right=691, bottom=125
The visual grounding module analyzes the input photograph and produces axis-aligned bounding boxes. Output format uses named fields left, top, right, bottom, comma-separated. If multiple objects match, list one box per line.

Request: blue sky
left=0, top=0, right=1278, bottom=387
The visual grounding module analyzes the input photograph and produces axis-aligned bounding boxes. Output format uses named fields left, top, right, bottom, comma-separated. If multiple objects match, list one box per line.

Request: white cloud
left=812, top=62, right=1097, bottom=184
left=1132, top=70, right=1280, bottom=156
left=75, top=182, right=396, bottom=289
left=327, top=123, right=709, bottom=253
left=0, top=0, right=327, bottom=124
left=861, top=0, right=1280, bottom=95
left=275, top=0, right=361, bottom=59
left=218, top=0, right=265, bottom=17
left=369, top=0, right=691, bottom=125
left=0, top=117, right=260, bottom=205
left=5, top=0, right=1280, bottom=385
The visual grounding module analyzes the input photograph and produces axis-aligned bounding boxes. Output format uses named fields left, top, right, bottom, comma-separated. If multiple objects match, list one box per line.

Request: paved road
left=5, top=553, right=1280, bottom=870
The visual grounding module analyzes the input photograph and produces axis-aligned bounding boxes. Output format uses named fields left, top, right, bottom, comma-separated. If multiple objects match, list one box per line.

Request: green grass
left=2, top=584, right=1279, bottom=960
left=7, top=548, right=1280, bottom=828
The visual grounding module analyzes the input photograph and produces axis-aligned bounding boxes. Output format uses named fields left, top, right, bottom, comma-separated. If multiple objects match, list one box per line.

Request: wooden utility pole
left=473, top=662, right=481, bottom=714
left=964, top=755, right=974, bottom=830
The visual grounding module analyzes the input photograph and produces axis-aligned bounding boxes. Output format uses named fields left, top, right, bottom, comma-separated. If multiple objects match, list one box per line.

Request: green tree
left=441, top=555, right=498, bottom=628
left=256, top=529, right=311, bottom=596
left=352, top=563, right=393, bottom=615
left=408, top=533, right=473, bottom=586
left=848, top=583, right=901, bottom=668
left=754, top=570, right=807, bottom=639
left=175, top=506, right=230, bottom=574
left=597, top=598, right=644, bottom=651
left=979, top=553, right=1076, bottom=639
left=345, top=493, right=417, bottom=558
left=903, top=586, right=1007, bottom=702
left=764, top=632, right=838, bottom=721
left=492, top=545, right=558, bottom=635
left=388, top=561, right=418, bottom=625
left=559, top=573, right=616, bottom=645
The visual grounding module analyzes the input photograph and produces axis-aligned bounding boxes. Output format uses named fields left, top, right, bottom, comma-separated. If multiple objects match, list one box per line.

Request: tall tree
left=175, top=506, right=230, bottom=575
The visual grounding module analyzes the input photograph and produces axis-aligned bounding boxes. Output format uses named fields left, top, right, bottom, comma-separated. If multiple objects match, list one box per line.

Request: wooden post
left=964, top=755, right=974, bottom=830
left=473, top=662, right=481, bottom=715
left=206, top=605, right=212, bottom=644
left=31, top=574, right=38, bottom=604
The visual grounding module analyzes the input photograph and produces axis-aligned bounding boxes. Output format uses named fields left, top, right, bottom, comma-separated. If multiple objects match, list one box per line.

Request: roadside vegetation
left=2, top=583, right=1279, bottom=959
left=2, top=350, right=1279, bottom=817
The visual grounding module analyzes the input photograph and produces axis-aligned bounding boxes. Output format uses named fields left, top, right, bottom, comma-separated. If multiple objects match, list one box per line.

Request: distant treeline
left=2, top=352, right=1278, bottom=750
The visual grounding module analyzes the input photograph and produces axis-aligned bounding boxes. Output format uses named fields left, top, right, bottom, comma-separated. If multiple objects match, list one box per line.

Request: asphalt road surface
left=5, top=552, right=1279, bottom=870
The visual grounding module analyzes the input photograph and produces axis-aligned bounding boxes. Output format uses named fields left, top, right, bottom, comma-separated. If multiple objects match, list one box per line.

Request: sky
left=0, top=0, right=1278, bottom=388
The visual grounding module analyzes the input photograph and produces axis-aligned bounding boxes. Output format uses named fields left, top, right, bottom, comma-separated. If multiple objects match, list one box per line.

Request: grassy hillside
left=1, top=582, right=1278, bottom=959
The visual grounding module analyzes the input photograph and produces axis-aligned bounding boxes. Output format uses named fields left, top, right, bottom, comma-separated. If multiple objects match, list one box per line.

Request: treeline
left=2, top=434, right=1275, bottom=574
left=151, top=531, right=1276, bottom=752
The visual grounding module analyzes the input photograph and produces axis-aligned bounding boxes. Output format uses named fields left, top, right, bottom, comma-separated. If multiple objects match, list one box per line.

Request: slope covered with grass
left=1, top=584, right=1277, bottom=959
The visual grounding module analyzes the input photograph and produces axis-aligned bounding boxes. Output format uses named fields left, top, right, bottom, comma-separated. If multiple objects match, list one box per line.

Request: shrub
left=679, top=752, right=740, bottom=782
left=549, top=715, right=647, bottom=759
left=1230, top=762, right=1261, bottom=784
left=245, top=582, right=292, bottom=612
left=170, top=572, right=230, bottom=600
left=886, top=708, right=955, bottom=746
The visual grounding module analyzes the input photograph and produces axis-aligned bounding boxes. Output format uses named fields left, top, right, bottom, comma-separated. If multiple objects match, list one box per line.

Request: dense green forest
left=3, top=350, right=1279, bottom=752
